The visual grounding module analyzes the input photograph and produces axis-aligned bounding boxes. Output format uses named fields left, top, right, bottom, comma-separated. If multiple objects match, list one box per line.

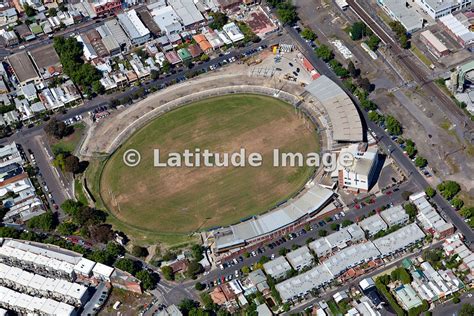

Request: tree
left=150, top=69, right=160, bottom=80
left=366, top=35, right=380, bottom=51
left=330, top=223, right=340, bottom=231
left=161, top=60, right=171, bottom=74
left=44, top=118, right=70, bottom=139
left=368, top=111, right=384, bottom=124
left=88, top=224, right=114, bottom=243
left=301, top=28, right=317, bottom=41
left=191, top=244, right=204, bottom=261
left=56, top=222, right=77, bottom=235
left=179, top=299, right=199, bottom=315
left=64, top=154, right=81, bottom=174
left=132, top=245, right=149, bottom=258
left=385, top=115, right=402, bottom=135
left=136, top=270, right=157, bottom=290
left=460, top=304, right=474, bottom=316
left=315, top=44, right=334, bottom=62
left=61, top=200, right=83, bottom=216
left=347, top=61, right=359, bottom=77
left=453, top=296, right=461, bottom=304
left=161, top=265, right=174, bottom=280
left=92, top=81, right=104, bottom=94
left=48, top=7, right=57, bottom=16
left=318, top=229, right=328, bottom=237
left=200, top=54, right=210, bottom=62
left=404, top=203, right=417, bottom=220
left=185, top=261, right=203, bottom=279
left=27, top=212, right=56, bottom=231
left=406, top=145, right=417, bottom=158
left=350, top=22, right=367, bottom=40
left=105, top=242, right=125, bottom=258
left=452, top=197, right=464, bottom=210
left=53, top=37, right=102, bottom=91
left=195, top=282, right=205, bottom=291
left=415, top=156, right=428, bottom=168
left=425, top=187, right=436, bottom=198
left=341, top=220, right=353, bottom=227
left=241, top=265, right=250, bottom=274
left=459, top=206, right=473, bottom=219
left=115, top=258, right=140, bottom=275
left=23, top=4, right=36, bottom=17
left=358, top=77, right=373, bottom=92
left=437, top=181, right=461, bottom=200
left=279, top=248, right=289, bottom=256
left=209, top=12, right=228, bottom=30
left=276, top=2, right=298, bottom=25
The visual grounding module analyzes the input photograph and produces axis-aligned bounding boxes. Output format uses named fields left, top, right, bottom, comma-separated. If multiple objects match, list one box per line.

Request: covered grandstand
left=305, top=75, right=363, bottom=143
left=213, top=184, right=334, bottom=252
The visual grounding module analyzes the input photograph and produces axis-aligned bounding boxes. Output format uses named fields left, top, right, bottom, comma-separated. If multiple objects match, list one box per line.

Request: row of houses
left=0, top=142, right=46, bottom=223
left=275, top=223, right=426, bottom=302
left=0, top=236, right=143, bottom=314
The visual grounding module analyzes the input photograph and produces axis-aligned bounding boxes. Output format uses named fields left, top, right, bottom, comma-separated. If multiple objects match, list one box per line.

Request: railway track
left=347, top=0, right=473, bottom=136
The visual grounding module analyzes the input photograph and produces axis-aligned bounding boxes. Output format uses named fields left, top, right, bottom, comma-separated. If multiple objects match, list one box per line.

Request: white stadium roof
left=305, top=75, right=363, bottom=142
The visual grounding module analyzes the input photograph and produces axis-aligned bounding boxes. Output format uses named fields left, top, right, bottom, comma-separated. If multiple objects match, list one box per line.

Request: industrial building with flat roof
left=213, top=185, right=334, bottom=252
left=263, top=256, right=292, bottom=280
left=438, top=13, right=474, bottom=47
left=168, top=0, right=204, bottom=27
left=415, top=0, right=472, bottom=19
left=420, top=30, right=450, bottom=59
left=305, top=75, right=363, bottom=143
left=7, top=52, right=40, bottom=86
left=285, top=245, right=314, bottom=271
left=377, top=0, right=423, bottom=33
left=117, top=9, right=151, bottom=46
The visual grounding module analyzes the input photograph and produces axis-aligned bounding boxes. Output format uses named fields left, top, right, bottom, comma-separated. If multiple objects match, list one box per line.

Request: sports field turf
left=100, top=94, right=319, bottom=233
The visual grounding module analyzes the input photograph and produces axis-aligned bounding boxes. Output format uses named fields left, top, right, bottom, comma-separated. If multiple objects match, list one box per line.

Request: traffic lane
left=433, top=292, right=474, bottom=316
left=20, top=135, right=70, bottom=213
left=284, top=26, right=474, bottom=244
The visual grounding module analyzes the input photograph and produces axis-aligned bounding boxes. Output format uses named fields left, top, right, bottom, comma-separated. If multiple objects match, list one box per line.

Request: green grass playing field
left=100, top=94, right=319, bottom=234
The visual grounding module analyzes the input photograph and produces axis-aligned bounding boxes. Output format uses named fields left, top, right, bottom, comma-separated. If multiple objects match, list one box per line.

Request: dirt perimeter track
left=81, top=70, right=331, bottom=243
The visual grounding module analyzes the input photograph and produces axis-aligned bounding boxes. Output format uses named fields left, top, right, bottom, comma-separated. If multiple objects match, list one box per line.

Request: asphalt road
left=283, top=24, right=474, bottom=245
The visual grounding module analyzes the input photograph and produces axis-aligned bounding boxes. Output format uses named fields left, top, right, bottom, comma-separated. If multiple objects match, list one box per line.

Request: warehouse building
left=7, top=52, right=41, bottom=86
left=415, top=0, right=472, bottom=19
left=117, top=9, right=151, bottom=46
left=377, top=0, right=423, bottom=33
left=438, top=13, right=474, bottom=47
left=420, top=30, right=450, bottom=58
